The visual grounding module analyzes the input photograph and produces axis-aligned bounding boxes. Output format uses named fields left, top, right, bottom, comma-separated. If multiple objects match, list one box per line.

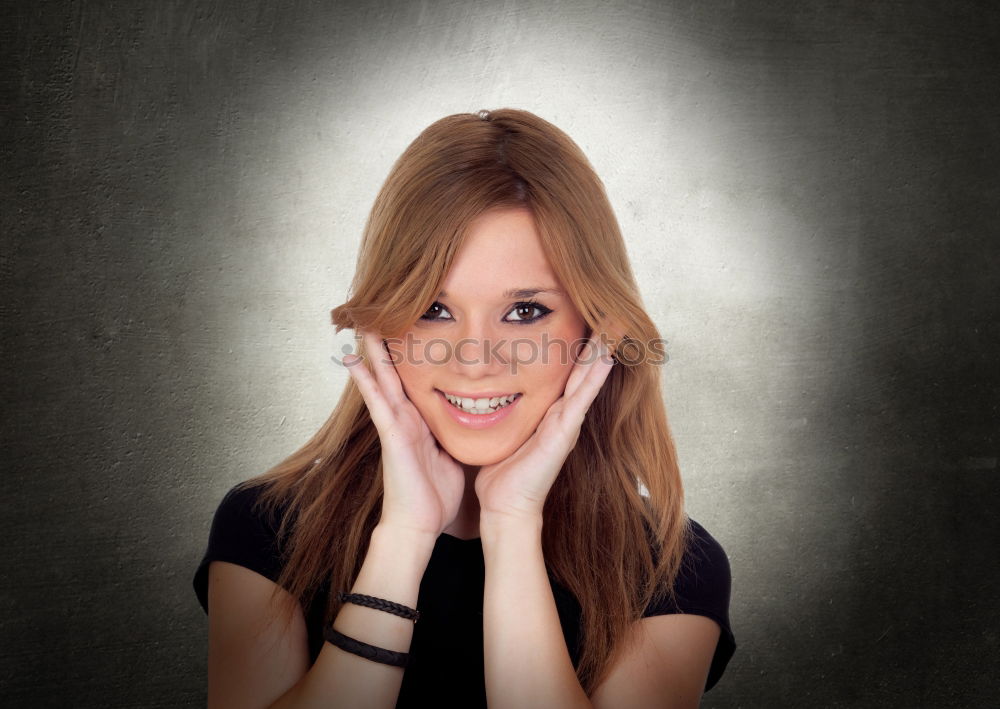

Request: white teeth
left=443, top=392, right=519, bottom=414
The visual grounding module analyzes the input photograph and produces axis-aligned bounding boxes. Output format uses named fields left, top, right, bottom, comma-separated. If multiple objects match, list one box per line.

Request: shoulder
left=192, top=481, right=288, bottom=613
left=213, top=481, right=286, bottom=550
left=639, top=514, right=733, bottom=618
left=637, top=505, right=732, bottom=617
left=643, top=515, right=736, bottom=691
left=673, top=518, right=733, bottom=614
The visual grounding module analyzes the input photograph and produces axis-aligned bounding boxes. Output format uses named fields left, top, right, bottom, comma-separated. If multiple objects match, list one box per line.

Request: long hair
left=236, top=108, right=691, bottom=694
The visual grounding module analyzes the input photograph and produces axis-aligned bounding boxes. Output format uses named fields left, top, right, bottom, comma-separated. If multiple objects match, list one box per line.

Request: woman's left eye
left=505, top=301, right=553, bottom=324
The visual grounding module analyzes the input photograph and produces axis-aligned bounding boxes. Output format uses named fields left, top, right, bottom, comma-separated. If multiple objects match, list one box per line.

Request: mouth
left=436, top=389, right=523, bottom=415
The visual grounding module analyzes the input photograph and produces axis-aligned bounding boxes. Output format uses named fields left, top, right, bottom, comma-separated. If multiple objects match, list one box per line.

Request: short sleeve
left=192, top=482, right=285, bottom=614
left=643, top=517, right=736, bottom=692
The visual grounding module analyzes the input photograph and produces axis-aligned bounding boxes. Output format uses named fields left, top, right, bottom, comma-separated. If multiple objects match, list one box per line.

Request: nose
left=446, top=319, right=511, bottom=378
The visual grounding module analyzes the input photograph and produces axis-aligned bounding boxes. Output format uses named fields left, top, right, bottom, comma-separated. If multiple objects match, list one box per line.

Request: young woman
left=193, top=108, right=736, bottom=708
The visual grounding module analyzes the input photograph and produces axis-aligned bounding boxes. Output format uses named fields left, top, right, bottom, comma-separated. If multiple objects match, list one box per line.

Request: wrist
left=479, top=509, right=543, bottom=545
left=349, top=524, right=437, bottom=608
left=372, top=522, right=439, bottom=555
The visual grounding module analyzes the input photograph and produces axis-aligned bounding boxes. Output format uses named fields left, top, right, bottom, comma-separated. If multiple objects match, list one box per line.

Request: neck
left=444, top=463, right=482, bottom=539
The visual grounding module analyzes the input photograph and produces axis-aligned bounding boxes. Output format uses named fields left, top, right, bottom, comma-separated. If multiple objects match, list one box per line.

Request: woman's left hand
left=474, top=336, right=616, bottom=523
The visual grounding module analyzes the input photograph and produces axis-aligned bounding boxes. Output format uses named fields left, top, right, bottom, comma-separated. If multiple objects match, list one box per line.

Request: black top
left=193, top=483, right=736, bottom=705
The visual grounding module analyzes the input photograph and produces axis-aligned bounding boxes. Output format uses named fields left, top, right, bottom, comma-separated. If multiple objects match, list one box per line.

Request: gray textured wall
left=3, top=1, right=997, bottom=707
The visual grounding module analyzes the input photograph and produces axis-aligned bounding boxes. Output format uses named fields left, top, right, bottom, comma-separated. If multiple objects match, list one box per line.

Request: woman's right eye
left=419, top=302, right=452, bottom=321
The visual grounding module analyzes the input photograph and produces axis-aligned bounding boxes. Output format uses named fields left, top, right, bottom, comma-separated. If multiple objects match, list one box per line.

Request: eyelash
left=419, top=300, right=554, bottom=325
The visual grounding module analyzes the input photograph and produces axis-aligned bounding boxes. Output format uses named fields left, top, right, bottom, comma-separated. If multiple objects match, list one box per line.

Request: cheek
left=384, top=342, right=427, bottom=395
left=519, top=347, right=576, bottom=398
left=394, top=362, right=431, bottom=396
left=550, top=321, right=588, bottom=365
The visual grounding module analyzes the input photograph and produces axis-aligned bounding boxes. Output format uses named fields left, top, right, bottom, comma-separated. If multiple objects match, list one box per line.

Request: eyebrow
left=437, top=287, right=564, bottom=300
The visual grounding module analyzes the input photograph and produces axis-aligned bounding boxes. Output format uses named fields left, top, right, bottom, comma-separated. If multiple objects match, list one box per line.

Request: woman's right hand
left=344, top=328, right=466, bottom=539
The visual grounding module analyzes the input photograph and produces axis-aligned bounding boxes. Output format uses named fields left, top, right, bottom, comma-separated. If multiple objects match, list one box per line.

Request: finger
left=564, top=336, right=609, bottom=399
left=563, top=340, right=614, bottom=421
left=346, top=337, right=397, bottom=430
left=562, top=337, right=597, bottom=397
left=360, top=329, right=407, bottom=407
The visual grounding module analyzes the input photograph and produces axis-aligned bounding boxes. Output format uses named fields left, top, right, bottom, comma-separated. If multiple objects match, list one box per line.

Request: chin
left=439, top=438, right=519, bottom=468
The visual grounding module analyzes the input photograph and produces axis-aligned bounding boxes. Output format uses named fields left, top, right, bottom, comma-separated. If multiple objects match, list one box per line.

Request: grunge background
left=3, top=1, right=997, bottom=706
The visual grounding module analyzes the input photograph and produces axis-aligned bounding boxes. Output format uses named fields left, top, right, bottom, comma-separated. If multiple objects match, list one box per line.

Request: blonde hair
left=238, top=108, right=691, bottom=694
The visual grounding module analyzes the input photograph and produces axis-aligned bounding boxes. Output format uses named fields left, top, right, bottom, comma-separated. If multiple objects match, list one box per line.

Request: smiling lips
left=436, top=389, right=523, bottom=429
left=441, top=391, right=522, bottom=415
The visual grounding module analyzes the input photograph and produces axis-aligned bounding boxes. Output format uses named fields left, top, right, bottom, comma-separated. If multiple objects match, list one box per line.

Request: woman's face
left=386, top=207, right=588, bottom=467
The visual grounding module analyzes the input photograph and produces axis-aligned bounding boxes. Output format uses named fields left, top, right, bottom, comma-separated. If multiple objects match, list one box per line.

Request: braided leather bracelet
left=337, top=591, right=421, bottom=622
left=323, top=626, right=409, bottom=668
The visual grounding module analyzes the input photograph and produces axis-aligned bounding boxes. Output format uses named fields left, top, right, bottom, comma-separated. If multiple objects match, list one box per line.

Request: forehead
left=441, top=208, right=559, bottom=296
